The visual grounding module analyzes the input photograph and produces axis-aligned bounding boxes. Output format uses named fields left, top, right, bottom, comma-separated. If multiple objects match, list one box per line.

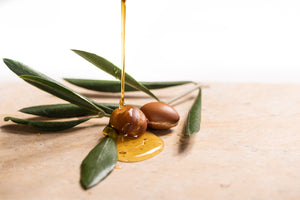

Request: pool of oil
left=116, top=131, right=164, bottom=162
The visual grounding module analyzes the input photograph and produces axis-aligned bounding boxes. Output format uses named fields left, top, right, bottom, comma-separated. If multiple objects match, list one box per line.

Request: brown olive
left=109, top=105, right=147, bottom=137
left=141, top=102, right=180, bottom=129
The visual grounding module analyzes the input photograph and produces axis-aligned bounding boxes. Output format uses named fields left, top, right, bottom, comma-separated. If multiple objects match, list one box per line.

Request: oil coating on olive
left=109, top=105, right=147, bottom=137
left=141, top=102, right=180, bottom=129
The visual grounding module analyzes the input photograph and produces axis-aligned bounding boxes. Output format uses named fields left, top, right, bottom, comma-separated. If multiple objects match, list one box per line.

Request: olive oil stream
left=119, top=0, right=126, bottom=107
left=115, top=0, right=164, bottom=162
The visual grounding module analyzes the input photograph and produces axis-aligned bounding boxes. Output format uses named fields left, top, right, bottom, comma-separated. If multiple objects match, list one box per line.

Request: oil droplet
left=117, top=131, right=164, bottom=162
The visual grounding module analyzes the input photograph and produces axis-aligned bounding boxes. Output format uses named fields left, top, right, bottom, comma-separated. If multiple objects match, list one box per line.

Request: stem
left=165, top=82, right=208, bottom=104
left=98, top=112, right=111, bottom=118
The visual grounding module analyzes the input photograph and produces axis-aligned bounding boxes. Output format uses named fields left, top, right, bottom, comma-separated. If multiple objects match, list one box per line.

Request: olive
left=109, top=105, right=147, bottom=137
left=141, top=102, right=180, bottom=129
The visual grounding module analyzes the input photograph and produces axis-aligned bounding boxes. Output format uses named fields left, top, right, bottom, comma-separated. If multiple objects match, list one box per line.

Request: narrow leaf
left=185, top=88, right=202, bottom=136
left=20, top=104, right=98, bottom=118
left=64, top=78, right=193, bottom=93
left=81, top=136, right=117, bottom=189
left=3, top=58, right=105, bottom=114
left=3, top=58, right=55, bottom=81
left=19, top=75, right=106, bottom=115
left=20, top=103, right=116, bottom=118
left=4, top=116, right=92, bottom=131
left=72, top=49, right=160, bottom=101
left=20, top=103, right=140, bottom=118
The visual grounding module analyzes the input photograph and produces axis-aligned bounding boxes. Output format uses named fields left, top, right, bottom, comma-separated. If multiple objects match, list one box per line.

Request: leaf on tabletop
left=3, top=58, right=55, bottom=81
left=185, top=88, right=202, bottom=136
left=20, top=103, right=139, bottom=118
left=64, top=78, right=193, bottom=93
left=71, top=49, right=160, bottom=101
left=3, top=58, right=105, bottom=115
left=4, top=116, right=92, bottom=131
left=19, top=75, right=106, bottom=115
left=80, top=136, right=117, bottom=189
left=20, top=104, right=98, bottom=118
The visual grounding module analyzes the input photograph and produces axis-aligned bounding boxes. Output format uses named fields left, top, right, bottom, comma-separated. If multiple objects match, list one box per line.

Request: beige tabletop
left=0, top=81, right=299, bottom=200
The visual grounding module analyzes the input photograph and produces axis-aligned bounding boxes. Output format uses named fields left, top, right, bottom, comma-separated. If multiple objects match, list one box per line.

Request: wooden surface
left=0, top=82, right=299, bottom=200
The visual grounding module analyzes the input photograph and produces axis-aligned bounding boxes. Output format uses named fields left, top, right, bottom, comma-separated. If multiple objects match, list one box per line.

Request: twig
left=165, top=82, right=208, bottom=104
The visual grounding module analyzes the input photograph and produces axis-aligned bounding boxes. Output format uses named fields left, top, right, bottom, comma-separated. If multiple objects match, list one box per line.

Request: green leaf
left=81, top=136, right=117, bottom=189
left=64, top=78, right=193, bottom=93
left=3, top=58, right=105, bottom=115
left=3, top=58, right=55, bottom=81
left=19, top=103, right=118, bottom=118
left=72, top=49, right=160, bottom=101
left=185, top=88, right=202, bottom=136
left=19, top=75, right=106, bottom=115
left=4, top=116, right=92, bottom=131
left=20, top=104, right=98, bottom=118
left=20, top=103, right=140, bottom=118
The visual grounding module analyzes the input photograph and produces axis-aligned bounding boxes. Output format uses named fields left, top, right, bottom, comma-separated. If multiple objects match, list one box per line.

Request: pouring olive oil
left=3, top=0, right=196, bottom=190
left=110, top=0, right=164, bottom=162
left=120, top=0, right=126, bottom=107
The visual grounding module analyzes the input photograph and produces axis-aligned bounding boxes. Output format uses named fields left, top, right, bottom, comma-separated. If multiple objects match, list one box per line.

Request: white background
left=0, top=0, right=299, bottom=82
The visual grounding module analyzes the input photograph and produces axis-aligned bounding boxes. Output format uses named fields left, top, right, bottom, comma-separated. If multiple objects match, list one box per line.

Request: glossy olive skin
left=141, top=102, right=180, bottom=129
left=109, top=105, right=147, bottom=137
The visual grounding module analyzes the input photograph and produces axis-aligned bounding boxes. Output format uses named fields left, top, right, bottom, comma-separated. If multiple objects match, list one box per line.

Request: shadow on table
left=177, top=121, right=196, bottom=154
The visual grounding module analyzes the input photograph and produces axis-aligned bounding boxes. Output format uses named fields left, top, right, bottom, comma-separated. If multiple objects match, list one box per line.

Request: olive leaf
left=4, top=116, right=92, bottom=131
left=19, top=75, right=107, bottom=115
left=20, top=103, right=116, bottom=118
left=20, top=103, right=140, bottom=118
left=20, top=104, right=98, bottom=118
left=3, top=58, right=55, bottom=81
left=72, top=49, right=160, bottom=101
left=64, top=78, right=193, bottom=93
left=185, top=88, right=202, bottom=136
left=81, top=136, right=117, bottom=189
left=3, top=58, right=106, bottom=115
